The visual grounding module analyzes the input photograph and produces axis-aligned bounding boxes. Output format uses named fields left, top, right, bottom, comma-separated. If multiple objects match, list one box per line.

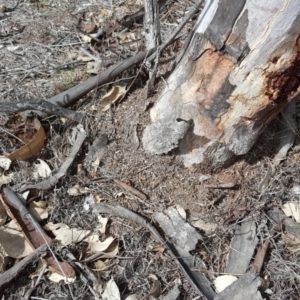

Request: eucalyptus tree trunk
left=143, top=0, right=300, bottom=171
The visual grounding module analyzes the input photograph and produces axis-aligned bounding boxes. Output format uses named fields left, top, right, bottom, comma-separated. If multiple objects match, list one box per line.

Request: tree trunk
left=142, top=0, right=300, bottom=171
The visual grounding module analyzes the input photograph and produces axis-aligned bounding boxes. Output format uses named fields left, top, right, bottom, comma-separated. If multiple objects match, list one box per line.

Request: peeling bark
left=143, top=0, right=300, bottom=170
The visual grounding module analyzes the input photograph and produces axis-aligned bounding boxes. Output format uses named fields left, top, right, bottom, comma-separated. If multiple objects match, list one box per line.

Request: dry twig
left=0, top=243, right=49, bottom=291
left=92, top=203, right=215, bottom=299
left=250, top=240, right=270, bottom=274
left=0, top=100, right=84, bottom=122
left=20, top=125, right=87, bottom=191
left=46, top=0, right=204, bottom=108
left=113, top=179, right=148, bottom=201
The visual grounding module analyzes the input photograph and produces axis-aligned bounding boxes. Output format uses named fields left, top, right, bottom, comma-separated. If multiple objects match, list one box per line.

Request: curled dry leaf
left=148, top=274, right=161, bottom=298
left=33, top=159, right=51, bottom=179
left=99, top=86, right=127, bottom=111
left=282, top=202, right=300, bottom=223
left=29, top=201, right=48, bottom=221
left=44, top=222, right=91, bottom=246
left=102, top=278, right=121, bottom=300
left=214, top=275, right=238, bottom=293
left=192, top=219, right=217, bottom=233
left=0, top=220, right=33, bottom=258
left=8, top=118, right=46, bottom=160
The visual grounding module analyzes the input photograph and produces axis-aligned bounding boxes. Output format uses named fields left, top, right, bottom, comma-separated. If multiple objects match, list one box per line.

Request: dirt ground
left=1, top=0, right=300, bottom=299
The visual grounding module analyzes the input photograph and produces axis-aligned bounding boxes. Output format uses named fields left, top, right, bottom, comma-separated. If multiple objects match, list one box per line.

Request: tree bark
left=143, top=0, right=300, bottom=171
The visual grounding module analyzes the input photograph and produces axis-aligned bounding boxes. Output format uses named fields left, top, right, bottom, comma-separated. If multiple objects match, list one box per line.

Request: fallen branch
left=0, top=100, right=84, bottom=122
left=46, top=0, right=203, bottom=108
left=0, top=243, right=49, bottom=291
left=20, top=125, right=87, bottom=191
left=113, top=179, right=148, bottom=201
left=92, top=203, right=215, bottom=299
left=1, top=189, right=75, bottom=277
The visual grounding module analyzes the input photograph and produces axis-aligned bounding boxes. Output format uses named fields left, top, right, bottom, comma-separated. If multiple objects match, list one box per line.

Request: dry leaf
left=94, top=195, right=104, bottom=203
left=97, top=215, right=108, bottom=235
left=0, top=220, right=33, bottom=258
left=44, top=222, right=91, bottom=246
left=99, top=86, right=127, bottom=111
left=148, top=274, right=161, bottom=298
left=92, top=243, right=119, bottom=260
left=67, top=184, right=89, bottom=196
left=93, top=260, right=109, bottom=271
left=175, top=204, right=186, bottom=220
left=282, top=202, right=300, bottom=223
left=33, top=159, right=51, bottom=178
left=192, top=219, right=217, bottom=232
left=102, top=278, right=121, bottom=300
left=285, top=232, right=300, bottom=252
left=84, top=235, right=115, bottom=252
left=0, top=173, right=13, bottom=186
left=0, top=157, right=11, bottom=170
left=78, top=32, right=98, bottom=43
left=48, top=272, right=76, bottom=283
left=214, top=275, right=238, bottom=293
left=8, top=118, right=46, bottom=160
left=29, top=201, right=48, bottom=221
left=152, top=245, right=165, bottom=253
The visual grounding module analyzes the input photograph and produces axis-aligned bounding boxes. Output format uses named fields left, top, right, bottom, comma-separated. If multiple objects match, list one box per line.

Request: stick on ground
left=0, top=243, right=49, bottom=291
left=92, top=203, right=215, bottom=299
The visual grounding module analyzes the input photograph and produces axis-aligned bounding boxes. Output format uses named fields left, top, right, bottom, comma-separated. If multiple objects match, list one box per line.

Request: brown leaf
left=148, top=274, right=161, bottom=298
left=99, top=86, right=127, bottom=111
left=8, top=118, right=45, bottom=160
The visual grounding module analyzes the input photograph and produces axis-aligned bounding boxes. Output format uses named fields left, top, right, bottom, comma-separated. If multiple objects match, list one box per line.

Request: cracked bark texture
left=143, top=0, right=300, bottom=170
